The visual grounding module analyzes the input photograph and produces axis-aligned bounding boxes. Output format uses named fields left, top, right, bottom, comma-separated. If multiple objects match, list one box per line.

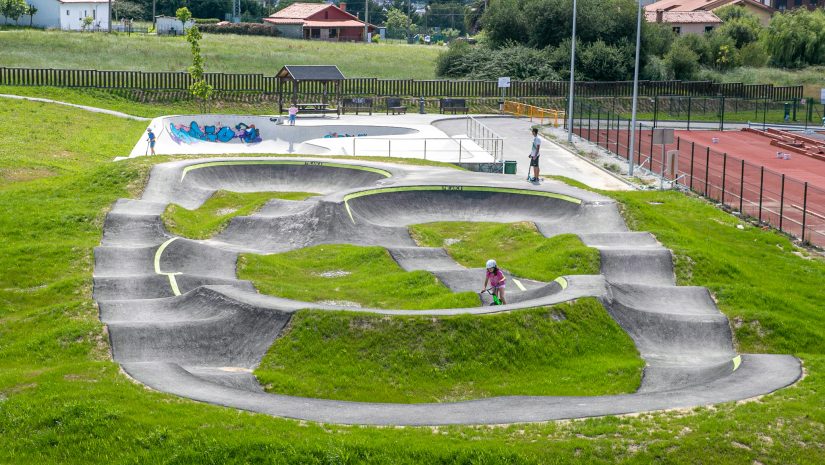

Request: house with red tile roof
left=645, top=9, right=723, bottom=35
left=645, top=0, right=775, bottom=26
left=263, top=2, right=376, bottom=41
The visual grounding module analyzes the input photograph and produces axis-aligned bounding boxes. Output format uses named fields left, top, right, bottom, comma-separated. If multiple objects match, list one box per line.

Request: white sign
left=498, top=77, right=511, bottom=88
left=820, top=88, right=825, bottom=104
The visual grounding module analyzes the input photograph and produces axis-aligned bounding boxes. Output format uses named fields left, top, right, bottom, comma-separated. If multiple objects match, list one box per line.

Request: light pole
left=628, top=0, right=642, bottom=177
left=566, top=0, right=578, bottom=143
left=407, top=0, right=411, bottom=42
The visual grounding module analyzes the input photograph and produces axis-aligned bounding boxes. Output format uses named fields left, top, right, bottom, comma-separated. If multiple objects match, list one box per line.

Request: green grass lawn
left=411, top=221, right=601, bottom=281
left=255, top=300, right=644, bottom=403
left=162, top=190, right=317, bottom=239
left=238, top=244, right=480, bottom=310
left=0, top=28, right=441, bottom=79
left=3, top=96, right=825, bottom=463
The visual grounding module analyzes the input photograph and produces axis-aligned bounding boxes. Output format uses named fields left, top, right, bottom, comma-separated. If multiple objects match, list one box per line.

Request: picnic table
left=294, top=102, right=339, bottom=116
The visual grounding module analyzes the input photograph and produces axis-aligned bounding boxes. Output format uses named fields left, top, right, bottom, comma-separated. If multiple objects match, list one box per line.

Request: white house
left=0, top=0, right=109, bottom=31
left=155, top=15, right=194, bottom=36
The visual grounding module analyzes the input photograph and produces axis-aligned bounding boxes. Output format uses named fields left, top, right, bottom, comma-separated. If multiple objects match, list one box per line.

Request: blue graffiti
left=169, top=121, right=262, bottom=144
left=324, top=132, right=368, bottom=138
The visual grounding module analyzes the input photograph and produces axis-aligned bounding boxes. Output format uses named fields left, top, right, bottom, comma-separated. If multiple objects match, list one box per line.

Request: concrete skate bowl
left=143, top=115, right=419, bottom=156
left=94, top=157, right=801, bottom=425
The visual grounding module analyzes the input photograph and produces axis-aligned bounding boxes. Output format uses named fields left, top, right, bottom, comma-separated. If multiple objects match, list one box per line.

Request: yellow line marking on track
left=553, top=277, right=568, bottom=290
left=180, top=160, right=392, bottom=182
left=732, top=355, right=742, bottom=371
left=342, top=185, right=583, bottom=224
left=513, top=279, right=526, bottom=291
left=154, top=237, right=182, bottom=296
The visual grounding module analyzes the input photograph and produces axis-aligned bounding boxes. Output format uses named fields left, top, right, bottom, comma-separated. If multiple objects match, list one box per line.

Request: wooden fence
left=0, top=67, right=804, bottom=100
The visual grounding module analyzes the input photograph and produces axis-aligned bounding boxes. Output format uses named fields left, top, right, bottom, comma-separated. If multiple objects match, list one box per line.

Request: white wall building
left=155, top=15, right=194, bottom=36
left=0, top=0, right=109, bottom=30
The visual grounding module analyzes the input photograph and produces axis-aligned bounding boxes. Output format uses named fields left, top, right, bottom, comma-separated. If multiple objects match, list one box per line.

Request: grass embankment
left=162, top=190, right=317, bottom=239
left=0, top=29, right=441, bottom=79
left=255, top=300, right=644, bottom=403
left=239, top=244, right=480, bottom=310
left=411, top=221, right=601, bottom=280
left=2, top=96, right=825, bottom=463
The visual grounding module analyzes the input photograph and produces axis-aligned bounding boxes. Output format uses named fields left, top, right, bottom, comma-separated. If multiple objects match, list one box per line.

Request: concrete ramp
left=93, top=157, right=801, bottom=425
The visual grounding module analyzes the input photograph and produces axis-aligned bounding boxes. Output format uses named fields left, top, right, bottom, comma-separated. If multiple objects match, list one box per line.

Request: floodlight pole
left=628, top=0, right=642, bottom=177
left=566, top=0, right=577, bottom=143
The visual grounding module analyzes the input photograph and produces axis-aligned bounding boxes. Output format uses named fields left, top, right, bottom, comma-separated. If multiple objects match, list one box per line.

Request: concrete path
left=93, top=158, right=801, bottom=425
left=0, top=94, right=151, bottom=121
left=434, top=117, right=633, bottom=191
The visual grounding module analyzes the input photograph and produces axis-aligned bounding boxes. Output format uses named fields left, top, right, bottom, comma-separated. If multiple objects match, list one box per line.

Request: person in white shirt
left=528, top=128, right=541, bottom=182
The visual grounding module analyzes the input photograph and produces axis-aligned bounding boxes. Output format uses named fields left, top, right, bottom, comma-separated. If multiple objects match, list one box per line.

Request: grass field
left=162, top=190, right=318, bottom=239
left=255, top=301, right=644, bottom=403
left=0, top=28, right=442, bottom=79
left=2, top=95, right=825, bottom=463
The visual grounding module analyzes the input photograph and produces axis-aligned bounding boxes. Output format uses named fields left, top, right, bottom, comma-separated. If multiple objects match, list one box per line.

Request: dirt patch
left=0, top=167, right=57, bottom=183
left=215, top=207, right=238, bottom=216
left=444, top=238, right=461, bottom=246
left=315, top=270, right=351, bottom=278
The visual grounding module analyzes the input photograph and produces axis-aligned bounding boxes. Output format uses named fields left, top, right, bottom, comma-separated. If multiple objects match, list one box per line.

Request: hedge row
left=199, top=22, right=281, bottom=37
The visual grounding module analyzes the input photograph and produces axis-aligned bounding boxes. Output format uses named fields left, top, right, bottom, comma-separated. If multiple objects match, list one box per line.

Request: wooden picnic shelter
left=276, top=65, right=345, bottom=114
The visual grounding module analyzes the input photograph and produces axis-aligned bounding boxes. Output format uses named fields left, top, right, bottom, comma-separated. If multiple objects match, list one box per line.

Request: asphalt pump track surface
left=94, top=158, right=801, bottom=425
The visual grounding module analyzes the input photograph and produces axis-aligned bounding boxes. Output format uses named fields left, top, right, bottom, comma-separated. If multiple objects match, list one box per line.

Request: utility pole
left=364, top=0, right=369, bottom=42
left=152, top=0, right=156, bottom=31
left=566, top=0, right=578, bottom=143
left=406, top=0, right=411, bottom=42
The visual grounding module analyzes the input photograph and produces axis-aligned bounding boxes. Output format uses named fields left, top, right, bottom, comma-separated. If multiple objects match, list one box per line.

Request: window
left=672, top=26, right=681, bottom=34
left=329, top=28, right=337, bottom=38
left=310, top=28, right=320, bottom=38
left=93, top=10, right=96, bottom=19
left=325, top=11, right=328, bottom=19
left=775, top=0, right=786, bottom=10
left=66, top=9, right=70, bottom=15
left=705, top=25, right=714, bottom=33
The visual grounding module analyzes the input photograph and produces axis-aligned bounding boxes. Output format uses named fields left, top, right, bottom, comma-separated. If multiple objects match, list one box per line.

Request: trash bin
left=504, top=160, right=517, bottom=174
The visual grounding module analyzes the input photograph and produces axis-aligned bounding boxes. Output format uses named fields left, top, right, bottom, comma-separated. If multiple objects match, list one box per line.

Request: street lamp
left=364, top=0, right=369, bottom=43
left=566, top=0, right=577, bottom=143
left=628, top=0, right=643, bottom=177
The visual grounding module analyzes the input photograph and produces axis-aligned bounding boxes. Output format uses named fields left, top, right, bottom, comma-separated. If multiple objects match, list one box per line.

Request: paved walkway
left=0, top=94, right=151, bottom=121
left=433, top=116, right=633, bottom=191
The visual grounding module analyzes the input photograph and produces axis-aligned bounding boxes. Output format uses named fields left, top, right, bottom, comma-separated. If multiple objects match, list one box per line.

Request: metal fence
left=565, top=100, right=825, bottom=248
left=0, top=66, right=805, bottom=100
left=466, top=116, right=505, bottom=165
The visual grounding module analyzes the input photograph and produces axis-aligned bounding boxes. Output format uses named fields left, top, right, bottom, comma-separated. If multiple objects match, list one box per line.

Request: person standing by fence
left=288, top=103, right=298, bottom=126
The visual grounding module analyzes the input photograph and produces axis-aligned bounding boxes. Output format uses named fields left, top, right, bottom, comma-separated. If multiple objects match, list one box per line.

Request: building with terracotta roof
left=646, top=9, right=723, bottom=35
left=645, top=0, right=775, bottom=26
left=264, top=2, right=376, bottom=41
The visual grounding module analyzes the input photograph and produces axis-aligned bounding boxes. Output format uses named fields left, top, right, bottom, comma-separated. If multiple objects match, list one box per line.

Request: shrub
left=194, top=18, right=220, bottom=25
left=739, top=42, right=769, bottom=67
left=764, top=8, right=825, bottom=68
left=665, top=42, right=699, bottom=79
left=578, top=40, right=632, bottom=81
left=199, top=22, right=280, bottom=37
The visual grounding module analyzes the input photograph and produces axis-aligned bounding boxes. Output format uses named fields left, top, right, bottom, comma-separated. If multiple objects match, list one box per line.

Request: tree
left=2, top=0, right=28, bottom=25
left=579, top=40, right=632, bottom=81
left=715, top=6, right=762, bottom=49
left=764, top=8, right=825, bottom=68
left=175, top=6, right=191, bottom=31
left=480, top=0, right=528, bottom=46
left=385, top=7, right=411, bottom=39
left=81, top=15, right=94, bottom=31
left=182, top=12, right=214, bottom=112
left=25, top=3, right=36, bottom=27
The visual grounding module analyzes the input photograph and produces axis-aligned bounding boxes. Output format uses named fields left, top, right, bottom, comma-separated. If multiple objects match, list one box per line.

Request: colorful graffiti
left=324, top=132, right=368, bottom=138
left=169, top=121, right=262, bottom=144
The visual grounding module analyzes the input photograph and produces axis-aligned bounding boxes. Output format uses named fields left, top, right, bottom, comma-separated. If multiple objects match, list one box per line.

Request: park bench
left=439, top=98, right=468, bottom=114
left=386, top=97, right=407, bottom=115
left=341, top=97, right=374, bottom=115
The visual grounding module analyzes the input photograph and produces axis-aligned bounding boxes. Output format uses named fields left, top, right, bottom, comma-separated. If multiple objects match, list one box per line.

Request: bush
left=199, top=22, right=280, bottom=37
left=739, top=42, right=769, bottom=67
left=578, top=40, right=632, bottom=81
left=436, top=42, right=560, bottom=80
left=665, top=42, right=699, bottom=79
left=765, top=8, right=825, bottom=68
left=194, top=18, right=220, bottom=25
left=642, top=55, right=670, bottom=80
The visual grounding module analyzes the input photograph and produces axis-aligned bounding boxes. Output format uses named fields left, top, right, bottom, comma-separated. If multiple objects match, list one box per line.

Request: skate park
left=94, top=150, right=802, bottom=425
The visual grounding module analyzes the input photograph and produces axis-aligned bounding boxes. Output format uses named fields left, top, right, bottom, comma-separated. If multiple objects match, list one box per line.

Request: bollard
left=419, top=96, right=425, bottom=114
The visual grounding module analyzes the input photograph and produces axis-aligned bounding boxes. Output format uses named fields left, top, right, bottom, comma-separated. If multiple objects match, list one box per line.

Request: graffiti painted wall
left=170, top=121, right=262, bottom=144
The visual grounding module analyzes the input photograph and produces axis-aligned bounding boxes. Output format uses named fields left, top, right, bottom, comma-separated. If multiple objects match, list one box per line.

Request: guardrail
left=351, top=136, right=501, bottom=165
left=502, top=101, right=565, bottom=127
left=466, top=116, right=505, bottom=166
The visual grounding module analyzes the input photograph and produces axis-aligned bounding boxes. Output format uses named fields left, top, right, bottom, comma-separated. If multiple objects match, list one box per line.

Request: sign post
left=498, top=77, right=510, bottom=112
left=652, top=128, right=674, bottom=189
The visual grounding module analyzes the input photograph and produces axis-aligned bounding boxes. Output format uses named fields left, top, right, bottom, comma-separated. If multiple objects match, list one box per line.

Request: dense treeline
left=438, top=0, right=825, bottom=81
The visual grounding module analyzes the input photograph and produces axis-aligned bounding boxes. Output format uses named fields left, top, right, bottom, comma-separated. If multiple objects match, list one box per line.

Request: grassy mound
left=162, top=190, right=317, bottom=240
left=238, top=244, right=480, bottom=310
left=411, top=221, right=601, bottom=281
left=255, top=299, right=644, bottom=403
